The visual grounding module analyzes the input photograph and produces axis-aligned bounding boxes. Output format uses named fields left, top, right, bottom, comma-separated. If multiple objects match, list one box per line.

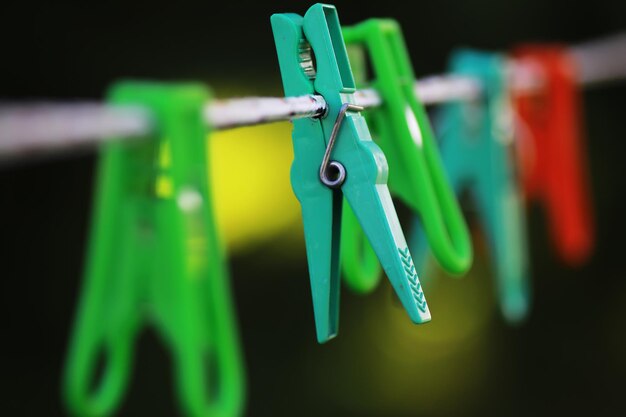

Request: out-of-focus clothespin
left=512, top=46, right=595, bottom=265
left=64, top=82, right=245, bottom=417
left=271, top=4, right=431, bottom=343
left=340, top=19, right=473, bottom=294
left=411, top=51, right=531, bottom=323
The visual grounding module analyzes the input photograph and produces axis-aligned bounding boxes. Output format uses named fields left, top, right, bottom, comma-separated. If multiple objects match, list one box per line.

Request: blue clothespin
left=410, top=50, right=531, bottom=323
left=271, top=3, right=431, bottom=343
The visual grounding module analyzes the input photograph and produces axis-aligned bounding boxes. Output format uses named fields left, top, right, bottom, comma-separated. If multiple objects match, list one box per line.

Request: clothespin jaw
left=512, top=46, right=595, bottom=265
left=411, top=50, right=531, bottom=323
left=64, top=82, right=244, bottom=417
left=272, top=4, right=431, bottom=344
left=339, top=19, right=473, bottom=295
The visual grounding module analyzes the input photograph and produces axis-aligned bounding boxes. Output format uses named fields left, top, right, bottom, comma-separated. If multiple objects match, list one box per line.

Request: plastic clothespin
left=339, top=19, right=473, bottom=293
left=512, top=46, right=595, bottom=265
left=271, top=4, right=431, bottom=344
left=410, top=51, right=530, bottom=323
left=64, top=82, right=244, bottom=417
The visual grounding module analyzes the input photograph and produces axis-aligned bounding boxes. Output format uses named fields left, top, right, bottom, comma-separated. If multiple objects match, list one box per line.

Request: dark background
left=1, top=1, right=626, bottom=416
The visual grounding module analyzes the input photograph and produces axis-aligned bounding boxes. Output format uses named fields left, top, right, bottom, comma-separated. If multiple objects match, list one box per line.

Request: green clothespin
left=410, top=51, right=530, bottom=323
left=63, top=82, right=245, bottom=417
left=271, top=4, right=431, bottom=344
left=340, top=19, right=473, bottom=294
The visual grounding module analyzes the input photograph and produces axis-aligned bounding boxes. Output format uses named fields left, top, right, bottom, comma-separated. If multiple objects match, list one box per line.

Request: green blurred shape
left=63, top=81, right=245, bottom=417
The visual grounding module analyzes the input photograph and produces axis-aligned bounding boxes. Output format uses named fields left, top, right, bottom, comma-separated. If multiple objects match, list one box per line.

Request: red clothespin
left=512, top=46, right=594, bottom=265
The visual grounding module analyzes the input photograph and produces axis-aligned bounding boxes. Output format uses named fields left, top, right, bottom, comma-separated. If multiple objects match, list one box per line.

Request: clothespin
left=339, top=19, right=473, bottom=293
left=512, top=46, right=595, bottom=265
left=271, top=4, right=431, bottom=344
left=411, top=51, right=531, bottom=323
left=64, top=82, right=244, bottom=417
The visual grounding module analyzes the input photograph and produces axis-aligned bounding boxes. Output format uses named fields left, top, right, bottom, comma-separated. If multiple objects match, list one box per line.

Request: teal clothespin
left=271, top=4, right=431, bottom=343
left=340, top=19, right=473, bottom=294
left=410, top=51, right=531, bottom=323
left=64, top=82, right=245, bottom=417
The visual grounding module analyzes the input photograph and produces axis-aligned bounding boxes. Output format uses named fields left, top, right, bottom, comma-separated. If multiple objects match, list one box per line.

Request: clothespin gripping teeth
left=271, top=4, right=431, bottom=344
left=340, top=19, right=473, bottom=293
left=64, top=82, right=244, bottom=417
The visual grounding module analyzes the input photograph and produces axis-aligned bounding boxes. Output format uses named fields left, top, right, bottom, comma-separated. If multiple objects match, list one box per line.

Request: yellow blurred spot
left=208, top=122, right=302, bottom=253
left=159, top=140, right=171, bottom=167
left=156, top=141, right=173, bottom=198
left=156, top=176, right=173, bottom=198
left=312, top=250, right=499, bottom=416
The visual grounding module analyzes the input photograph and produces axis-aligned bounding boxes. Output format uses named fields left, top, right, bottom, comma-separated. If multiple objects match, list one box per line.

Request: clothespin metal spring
left=319, top=103, right=364, bottom=188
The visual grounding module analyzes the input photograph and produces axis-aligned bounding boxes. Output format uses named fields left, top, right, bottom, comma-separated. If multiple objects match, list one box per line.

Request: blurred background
left=1, top=0, right=625, bottom=416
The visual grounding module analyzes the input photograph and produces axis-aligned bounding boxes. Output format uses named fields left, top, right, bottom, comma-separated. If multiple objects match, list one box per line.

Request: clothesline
left=0, top=32, right=625, bottom=160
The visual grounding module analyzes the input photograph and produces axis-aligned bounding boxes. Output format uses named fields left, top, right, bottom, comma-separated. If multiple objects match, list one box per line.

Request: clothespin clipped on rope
left=410, top=51, right=531, bottom=323
left=271, top=4, right=431, bottom=344
left=512, top=46, right=595, bottom=265
left=64, top=82, right=245, bottom=417
left=340, top=19, right=473, bottom=294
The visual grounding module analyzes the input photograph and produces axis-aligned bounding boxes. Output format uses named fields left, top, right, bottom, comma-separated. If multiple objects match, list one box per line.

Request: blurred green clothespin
left=271, top=4, right=431, bottom=344
left=340, top=19, right=473, bottom=294
left=64, top=82, right=245, bottom=417
left=410, top=51, right=530, bottom=323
